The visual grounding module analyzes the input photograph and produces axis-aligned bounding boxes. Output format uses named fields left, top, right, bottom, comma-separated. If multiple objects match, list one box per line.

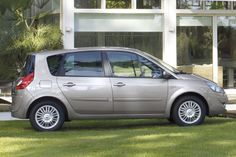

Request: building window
left=205, top=1, right=231, bottom=10
left=74, top=32, right=98, bottom=47
left=106, top=0, right=131, bottom=9
left=177, top=16, right=214, bottom=81
left=39, top=14, right=60, bottom=25
left=74, top=0, right=101, bottom=9
left=75, top=32, right=163, bottom=59
left=177, top=0, right=203, bottom=10
left=137, top=0, right=161, bottom=9
left=234, top=69, right=236, bottom=87
left=218, top=16, right=236, bottom=88
left=234, top=2, right=236, bottom=9
left=177, top=0, right=234, bottom=10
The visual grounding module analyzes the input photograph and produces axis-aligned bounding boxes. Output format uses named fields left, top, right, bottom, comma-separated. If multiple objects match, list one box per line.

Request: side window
left=47, top=55, right=63, bottom=76
left=107, top=52, right=139, bottom=77
left=107, top=51, right=163, bottom=78
left=63, top=51, right=104, bottom=77
left=137, top=56, right=163, bottom=79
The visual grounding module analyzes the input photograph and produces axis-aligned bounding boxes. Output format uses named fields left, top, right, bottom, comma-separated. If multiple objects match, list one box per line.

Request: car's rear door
left=56, top=51, right=113, bottom=114
left=106, top=51, right=168, bottom=114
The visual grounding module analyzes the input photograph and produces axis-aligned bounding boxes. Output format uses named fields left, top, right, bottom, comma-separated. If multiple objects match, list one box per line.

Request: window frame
left=104, top=50, right=165, bottom=79
left=47, top=51, right=108, bottom=77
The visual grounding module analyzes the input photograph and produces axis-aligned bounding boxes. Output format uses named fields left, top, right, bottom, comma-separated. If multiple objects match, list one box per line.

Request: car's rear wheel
left=29, top=100, right=65, bottom=131
left=172, top=96, right=206, bottom=126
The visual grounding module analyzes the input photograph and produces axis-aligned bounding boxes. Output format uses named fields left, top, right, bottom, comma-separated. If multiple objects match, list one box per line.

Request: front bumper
left=207, top=92, right=228, bottom=116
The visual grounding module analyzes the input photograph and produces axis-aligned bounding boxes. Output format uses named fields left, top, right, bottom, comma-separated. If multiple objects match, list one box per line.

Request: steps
left=225, top=89, right=236, bottom=104
left=0, top=104, right=9, bottom=112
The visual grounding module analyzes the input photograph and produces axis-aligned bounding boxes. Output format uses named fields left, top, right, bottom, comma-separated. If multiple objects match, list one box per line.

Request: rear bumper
left=11, top=89, right=33, bottom=119
left=207, top=92, right=228, bottom=116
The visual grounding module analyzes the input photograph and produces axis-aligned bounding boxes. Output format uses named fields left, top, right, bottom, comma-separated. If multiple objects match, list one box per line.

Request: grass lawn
left=1, top=117, right=236, bottom=157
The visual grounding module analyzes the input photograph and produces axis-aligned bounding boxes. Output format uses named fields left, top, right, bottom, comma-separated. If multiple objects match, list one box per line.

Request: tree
left=0, top=0, right=62, bottom=81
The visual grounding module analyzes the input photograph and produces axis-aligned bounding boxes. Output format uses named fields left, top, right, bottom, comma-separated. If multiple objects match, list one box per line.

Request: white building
left=45, top=0, right=236, bottom=96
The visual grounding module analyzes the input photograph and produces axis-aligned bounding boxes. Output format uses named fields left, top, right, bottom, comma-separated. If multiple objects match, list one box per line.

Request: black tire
left=29, top=100, right=65, bottom=131
left=172, top=96, right=206, bottom=126
left=167, top=117, right=175, bottom=124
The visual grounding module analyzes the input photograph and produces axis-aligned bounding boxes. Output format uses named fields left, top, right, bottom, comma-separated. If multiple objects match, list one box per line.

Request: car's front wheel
left=29, top=100, right=65, bottom=131
left=172, top=96, right=206, bottom=126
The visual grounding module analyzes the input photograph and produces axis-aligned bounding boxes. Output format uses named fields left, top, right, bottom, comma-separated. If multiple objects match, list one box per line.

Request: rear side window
left=21, top=55, right=35, bottom=77
left=63, top=51, right=104, bottom=77
left=47, top=54, right=63, bottom=76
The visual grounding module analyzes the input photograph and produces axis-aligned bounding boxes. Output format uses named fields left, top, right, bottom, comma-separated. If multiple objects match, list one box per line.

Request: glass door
left=177, top=16, right=213, bottom=81
left=218, top=16, right=236, bottom=89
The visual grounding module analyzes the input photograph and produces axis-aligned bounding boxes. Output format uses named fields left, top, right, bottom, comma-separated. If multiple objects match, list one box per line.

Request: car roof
left=31, top=47, right=144, bottom=56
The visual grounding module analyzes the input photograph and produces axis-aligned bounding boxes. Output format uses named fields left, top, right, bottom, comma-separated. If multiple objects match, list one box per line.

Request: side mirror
left=163, top=71, right=172, bottom=79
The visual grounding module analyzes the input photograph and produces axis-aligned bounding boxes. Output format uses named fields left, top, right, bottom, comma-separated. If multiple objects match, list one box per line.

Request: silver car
left=11, top=47, right=227, bottom=131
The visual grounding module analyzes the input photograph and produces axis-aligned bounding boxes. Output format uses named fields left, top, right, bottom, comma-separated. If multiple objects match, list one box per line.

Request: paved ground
left=0, top=112, right=21, bottom=121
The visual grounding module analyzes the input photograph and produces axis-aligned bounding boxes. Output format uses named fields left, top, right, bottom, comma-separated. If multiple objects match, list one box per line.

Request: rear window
left=47, top=54, right=63, bottom=76
left=21, top=55, right=35, bottom=77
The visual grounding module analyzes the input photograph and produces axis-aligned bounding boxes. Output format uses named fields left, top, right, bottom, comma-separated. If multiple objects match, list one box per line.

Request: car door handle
left=113, top=82, right=126, bottom=87
left=63, top=82, right=76, bottom=87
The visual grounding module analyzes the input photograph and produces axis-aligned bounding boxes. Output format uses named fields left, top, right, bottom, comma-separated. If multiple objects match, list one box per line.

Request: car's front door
left=106, top=51, right=168, bottom=114
left=56, top=51, right=113, bottom=114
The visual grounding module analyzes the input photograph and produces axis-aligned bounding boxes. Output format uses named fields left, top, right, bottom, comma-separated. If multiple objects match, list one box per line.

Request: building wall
left=61, top=0, right=236, bottom=89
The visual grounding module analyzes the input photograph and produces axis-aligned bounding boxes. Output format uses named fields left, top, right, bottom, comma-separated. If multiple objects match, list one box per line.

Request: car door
left=56, top=51, right=113, bottom=114
left=106, top=51, right=168, bottom=114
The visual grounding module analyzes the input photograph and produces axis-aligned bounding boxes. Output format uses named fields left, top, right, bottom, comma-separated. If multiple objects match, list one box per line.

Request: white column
left=61, top=0, right=74, bottom=49
left=101, top=0, right=106, bottom=9
left=131, top=0, right=137, bottom=9
left=163, top=0, right=177, bottom=67
left=213, top=16, right=218, bottom=83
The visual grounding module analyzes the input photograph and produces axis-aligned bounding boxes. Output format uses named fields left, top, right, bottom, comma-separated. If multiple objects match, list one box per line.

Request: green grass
left=1, top=118, right=236, bottom=157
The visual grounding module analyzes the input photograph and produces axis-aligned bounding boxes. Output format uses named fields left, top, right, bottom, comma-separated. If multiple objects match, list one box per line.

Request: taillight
left=16, top=72, right=34, bottom=90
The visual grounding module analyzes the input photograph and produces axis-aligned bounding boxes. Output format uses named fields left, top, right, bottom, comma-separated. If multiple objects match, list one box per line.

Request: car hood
left=177, top=73, right=213, bottom=83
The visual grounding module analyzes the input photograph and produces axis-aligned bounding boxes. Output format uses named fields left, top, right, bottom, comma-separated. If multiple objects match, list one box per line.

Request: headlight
left=206, top=82, right=224, bottom=94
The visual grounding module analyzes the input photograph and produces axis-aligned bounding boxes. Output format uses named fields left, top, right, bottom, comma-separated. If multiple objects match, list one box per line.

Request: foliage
left=210, top=2, right=224, bottom=10
left=0, top=118, right=236, bottom=157
left=0, top=0, right=63, bottom=81
left=0, top=25, right=62, bottom=80
left=15, top=25, right=63, bottom=52
left=106, top=0, right=131, bottom=9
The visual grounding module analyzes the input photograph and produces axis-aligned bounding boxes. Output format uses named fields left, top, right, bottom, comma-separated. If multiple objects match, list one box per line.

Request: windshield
left=142, top=52, right=181, bottom=74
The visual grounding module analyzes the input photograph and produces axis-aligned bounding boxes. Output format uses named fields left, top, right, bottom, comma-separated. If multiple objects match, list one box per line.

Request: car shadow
left=61, top=119, right=174, bottom=131
left=59, top=117, right=234, bottom=131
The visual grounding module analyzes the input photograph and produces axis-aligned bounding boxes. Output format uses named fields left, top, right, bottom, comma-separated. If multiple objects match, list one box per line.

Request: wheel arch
left=26, top=96, right=69, bottom=121
left=169, top=92, right=209, bottom=118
